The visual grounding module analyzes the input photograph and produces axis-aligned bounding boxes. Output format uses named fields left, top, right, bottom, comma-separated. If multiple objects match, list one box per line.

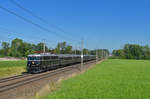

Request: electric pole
left=81, top=39, right=84, bottom=71
left=43, top=39, right=45, bottom=53
left=104, top=51, right=105, bottom=58
left=96, top=49, right=98, bottom=64
left=102, top=50, right=104, bottom=59
left=75, top=45, right=77, bottom=55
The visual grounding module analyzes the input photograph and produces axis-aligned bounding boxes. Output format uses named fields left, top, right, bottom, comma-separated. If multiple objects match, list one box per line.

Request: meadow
left=0, top=60, right=26, bottom=78
left=42, top=59, right=150, bottom=99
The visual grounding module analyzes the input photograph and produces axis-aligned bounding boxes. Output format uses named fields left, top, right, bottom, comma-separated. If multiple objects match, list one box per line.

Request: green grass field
left=42, top=59, right=150, bottom=99
left=0, top=61, right=26, bottom=78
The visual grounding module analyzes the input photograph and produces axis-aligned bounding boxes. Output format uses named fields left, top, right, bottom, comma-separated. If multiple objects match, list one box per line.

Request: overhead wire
left=0, top=26, right=59, bottom=47
left=9, top=0, right=79, bottom=42
left=0, top=4, right=77, bottom=43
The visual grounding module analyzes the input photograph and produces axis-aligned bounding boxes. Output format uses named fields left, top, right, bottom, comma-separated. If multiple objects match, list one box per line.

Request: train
left=27, top=53, right=96, bottom=73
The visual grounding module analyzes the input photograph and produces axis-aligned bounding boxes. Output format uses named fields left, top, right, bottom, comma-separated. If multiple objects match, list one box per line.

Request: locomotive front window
left=27, top=57, right=33, bottom=60
left=35, top=57, right=40, bottom=60
left=28, top=56, right=40, bottom=61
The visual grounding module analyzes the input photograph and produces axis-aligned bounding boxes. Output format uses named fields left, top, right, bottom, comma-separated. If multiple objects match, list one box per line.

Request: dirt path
left=0, top=57, right=25, bottom=61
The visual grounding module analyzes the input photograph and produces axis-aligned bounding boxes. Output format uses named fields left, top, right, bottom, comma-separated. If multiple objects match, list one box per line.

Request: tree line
left=112, top=44, right=150, bottom=60
left=0, top=38, right=109, bottom=58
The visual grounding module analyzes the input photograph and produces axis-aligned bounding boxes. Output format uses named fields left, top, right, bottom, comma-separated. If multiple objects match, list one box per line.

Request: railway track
left=0, top=74, right=31, bottom=83
left=0, top=60, right=97, bottom=93
left=0, top=66, right=75, bottom=93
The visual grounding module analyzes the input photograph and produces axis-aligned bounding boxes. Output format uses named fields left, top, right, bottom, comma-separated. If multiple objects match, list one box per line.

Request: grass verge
left=42, top=59, right=150, bottom=99
left=0, top=61, right=26, bottom=78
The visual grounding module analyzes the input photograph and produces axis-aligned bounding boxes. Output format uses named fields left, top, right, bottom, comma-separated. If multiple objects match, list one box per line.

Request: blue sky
left=0, top=0, right=150, bottom=51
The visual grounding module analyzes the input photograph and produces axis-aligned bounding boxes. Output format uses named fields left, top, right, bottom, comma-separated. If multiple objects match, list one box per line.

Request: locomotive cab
left=27, top=55, right=41, bottom=73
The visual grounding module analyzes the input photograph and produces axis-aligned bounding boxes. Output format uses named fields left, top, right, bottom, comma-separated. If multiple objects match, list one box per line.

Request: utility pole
left=87, top=50, right=89, bottom=55
left=102, top=50, right=104, bottom=59
left=49, top=46, right=52, bottom=53
left=81, top=39, right=84, bottom=71
left=96, top=49, right=98, bottom=64
left=43, top=39, right=45, bottom=53
left=104, top=51, right=105, bottom=58
left=75, top=49, right=76, bottom=55
left=75, top=45, right=77, bottom=55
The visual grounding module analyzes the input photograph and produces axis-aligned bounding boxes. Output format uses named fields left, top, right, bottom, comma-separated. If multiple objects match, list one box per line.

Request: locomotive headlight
left=32, top=62, right=35, bottom=64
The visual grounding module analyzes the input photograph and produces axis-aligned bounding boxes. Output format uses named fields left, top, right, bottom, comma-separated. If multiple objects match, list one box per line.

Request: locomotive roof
left=28, top=53, right=95, bottom=57
left=28, top=53, right=57, bottom=57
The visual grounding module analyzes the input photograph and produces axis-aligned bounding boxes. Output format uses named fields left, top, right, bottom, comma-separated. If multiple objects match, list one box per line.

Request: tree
left=142, top=45, right=150, bottom=60
left=90, top=49, right=109, bottom=58
left=112, top=49, right=124, bottom=58
left=55, top=43, right=61, bottom=54
left=65, top=45, right=72, bottom=54
left=55, top=42, right=72, bottom=54
left=10, top=38, right=23, bottom=57
left=83, top=48, right=89, bottom=55
left=60, top=42, right=66, bottom=54
left=112, top=44, right=150, bottom=60
left=22, top=42, right=33, bottom=57
left=1, top=42, right=9, bottom=56
left=0, top=38, right=111, bottom=58
left=123, top=44, right=143, bottom=59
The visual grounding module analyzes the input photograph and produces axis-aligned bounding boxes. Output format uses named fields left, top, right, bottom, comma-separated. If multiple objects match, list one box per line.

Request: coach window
left=44, top=56, right=48, bottom=60
left=36, top=57, right=40, bottom=60
left=48, top=56, right=50, bottom=60
left=51, top=56, right=54, bottom=60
